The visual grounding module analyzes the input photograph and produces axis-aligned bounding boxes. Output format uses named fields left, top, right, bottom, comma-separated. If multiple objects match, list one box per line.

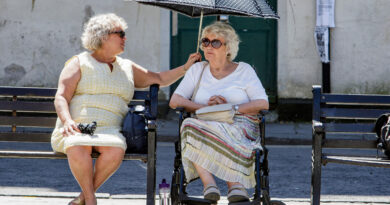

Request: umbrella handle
left=196, top=9, right=204, bottom=53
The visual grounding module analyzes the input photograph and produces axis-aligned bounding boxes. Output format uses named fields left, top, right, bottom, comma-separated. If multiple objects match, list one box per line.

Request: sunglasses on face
left=201, top=38, right=225, bottom=49
left=109, top=30, right=126, bottom=38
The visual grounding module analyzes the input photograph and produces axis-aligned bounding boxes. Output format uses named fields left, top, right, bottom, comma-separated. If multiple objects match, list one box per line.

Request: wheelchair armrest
left=253, top=148, right=263, bottom=156
left=259, top=110, right=269, bottom=116
left=256, top=110, right=268, bottom=147
left=174, top=107, right=186, bottom=114
left=174, top=107, right=192, bottom=121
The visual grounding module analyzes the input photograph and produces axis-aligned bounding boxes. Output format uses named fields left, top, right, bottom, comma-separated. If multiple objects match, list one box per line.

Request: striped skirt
left=180, top=114, right=262, bottom=188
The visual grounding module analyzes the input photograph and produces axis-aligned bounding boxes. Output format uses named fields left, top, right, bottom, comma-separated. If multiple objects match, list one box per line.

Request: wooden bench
left=0, top=85, right=159, bottom=205
left=310, top=85, right=390, bottom=205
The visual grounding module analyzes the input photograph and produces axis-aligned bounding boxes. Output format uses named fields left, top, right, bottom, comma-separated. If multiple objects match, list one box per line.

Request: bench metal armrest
left=147, top=119, right=157, bottom=130
left=145, top=84, right=159, bottom=120
left=312, top=120, right=324, bottom=133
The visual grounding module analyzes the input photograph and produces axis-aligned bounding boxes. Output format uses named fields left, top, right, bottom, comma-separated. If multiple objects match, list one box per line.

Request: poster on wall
left=314, top=26, right=329, bottom=63
left=316, top=0, right=335, bottom=27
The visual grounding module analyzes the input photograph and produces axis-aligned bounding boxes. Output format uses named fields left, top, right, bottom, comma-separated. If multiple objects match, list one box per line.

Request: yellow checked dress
left=51, top=51, right=134, bottom=154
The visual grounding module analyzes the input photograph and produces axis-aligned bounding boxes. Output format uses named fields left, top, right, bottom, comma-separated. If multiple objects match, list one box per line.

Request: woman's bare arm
left=54, top=56, right=81, bottom=136
left=133, top=53, right=201, bottom=88
left=169, top=93, right=206, bottom=113
left=235, top=99, right=269, bottom=115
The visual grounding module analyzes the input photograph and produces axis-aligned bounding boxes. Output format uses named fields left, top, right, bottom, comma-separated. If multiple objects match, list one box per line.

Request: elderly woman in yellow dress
left=51, top=13, right=201, bottom=205
left=169, top=21, right=269, bottom=203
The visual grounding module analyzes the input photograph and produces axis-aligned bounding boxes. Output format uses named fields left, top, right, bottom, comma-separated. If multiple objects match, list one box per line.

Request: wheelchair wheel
left=270, top=200, right=286, bottom=205
left=171, top=170, right=180, bottom=205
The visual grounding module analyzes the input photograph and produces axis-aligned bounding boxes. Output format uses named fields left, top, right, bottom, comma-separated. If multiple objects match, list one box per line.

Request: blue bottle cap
left=159, top=178, right=170, bottom=189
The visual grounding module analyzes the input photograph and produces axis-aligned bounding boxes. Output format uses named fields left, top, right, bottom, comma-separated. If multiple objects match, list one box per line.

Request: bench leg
left=147, top=130, right=157, bottom=205
left=311, top=132, right=323, bottom=205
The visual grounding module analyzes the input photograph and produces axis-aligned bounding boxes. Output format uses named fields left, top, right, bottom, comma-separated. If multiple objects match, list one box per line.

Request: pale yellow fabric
left=51, top=51, right=134, bottom=154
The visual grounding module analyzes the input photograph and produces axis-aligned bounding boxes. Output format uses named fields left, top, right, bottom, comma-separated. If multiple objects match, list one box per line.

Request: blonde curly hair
left=81, top=13, right=128, bottom=51
left=201, top=21, right=240, bottom=61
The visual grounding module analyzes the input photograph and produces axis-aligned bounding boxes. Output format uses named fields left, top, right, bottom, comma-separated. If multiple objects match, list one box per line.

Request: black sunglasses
left=109, top=30, right=126, bottom=38
left=201, top=38, right=225, bottom=49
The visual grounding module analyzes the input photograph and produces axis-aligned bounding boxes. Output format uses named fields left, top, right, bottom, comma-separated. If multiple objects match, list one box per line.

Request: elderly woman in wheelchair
left=169, top=21, right=269, bottom=204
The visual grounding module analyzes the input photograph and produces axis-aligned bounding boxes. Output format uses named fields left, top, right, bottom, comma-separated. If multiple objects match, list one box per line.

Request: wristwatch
left=233, top=104, right=240, bottom=114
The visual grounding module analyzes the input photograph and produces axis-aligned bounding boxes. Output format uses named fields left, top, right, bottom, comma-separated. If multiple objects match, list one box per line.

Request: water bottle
left=159, top=178, right=171, bottom=205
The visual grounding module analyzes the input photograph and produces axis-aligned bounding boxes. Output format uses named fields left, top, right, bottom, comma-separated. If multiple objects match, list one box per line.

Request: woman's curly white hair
left=81, top=13, right=128, bottom=51
left=201, top=21, right=240, bottom=61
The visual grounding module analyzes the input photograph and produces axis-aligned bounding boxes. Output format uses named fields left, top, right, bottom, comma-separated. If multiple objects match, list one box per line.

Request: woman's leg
left=193, top=162, right=220, bottom=203
left=75, top=146, right=124, bottom=204
left=91, top=146, right=125, bottom=190
left=226, top=181, right=242, bottom=189
left=193, top=162, right=216, bottom=188
left=66, top=146, right=96, bottom=205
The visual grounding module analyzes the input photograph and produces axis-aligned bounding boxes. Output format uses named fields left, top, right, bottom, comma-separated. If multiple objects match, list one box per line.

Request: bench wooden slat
left=323, top=139, right=377, bottom=149
left=324, top=122, right=375, bottom=133
left=0, top=132, right=51, bottom=142
left=322, top=154, right=390, bottom=168
left=0, top=101, right=55, bottom=112
left=0, top=150, right=147, bottom=161
left=321, top=108, right=390, bottom=119
left=321, top=93, right=390, bottom=105
left=0, top=87, right=57, bottom=97
left=0, top=116, right=57, bottom=127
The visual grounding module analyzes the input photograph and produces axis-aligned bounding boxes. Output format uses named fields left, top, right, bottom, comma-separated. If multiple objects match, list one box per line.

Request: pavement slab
left=1, top=120, right=390, bottom=204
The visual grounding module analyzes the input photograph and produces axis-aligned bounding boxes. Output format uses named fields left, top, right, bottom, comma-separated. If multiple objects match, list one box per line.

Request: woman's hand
left=133, top=52, right=202, bottom=88
left=62, top=119, right=81, bottom=137
left=207, top=95, right=227, bottom=106
left=183, top=53, right=202, bottom=71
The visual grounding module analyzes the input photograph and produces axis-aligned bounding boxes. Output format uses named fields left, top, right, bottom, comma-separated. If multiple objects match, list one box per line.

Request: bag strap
left=191, top=62, right=207, bottom=101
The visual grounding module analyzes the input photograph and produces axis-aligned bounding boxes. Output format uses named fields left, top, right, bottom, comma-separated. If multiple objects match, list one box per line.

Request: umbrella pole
left=196, top=9, right=204, bottom=53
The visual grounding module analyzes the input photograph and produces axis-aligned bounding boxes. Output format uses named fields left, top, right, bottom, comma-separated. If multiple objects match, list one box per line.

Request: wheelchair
left=170, top=109, right=285, bottom=205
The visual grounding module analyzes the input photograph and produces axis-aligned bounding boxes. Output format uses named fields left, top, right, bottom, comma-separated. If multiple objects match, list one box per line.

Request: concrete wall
left=277, top=0, right=390, bottom=99
left=0, top=0, right=171, bottom=98
left=331, top=0, right=390, bottom=94
left=1, top=0, right=390, bottom=100
left=277, top=0, right=321, bottom=99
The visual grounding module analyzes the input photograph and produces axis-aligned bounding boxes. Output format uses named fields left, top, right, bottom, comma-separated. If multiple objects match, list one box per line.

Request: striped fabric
left=181, top=114, right=262, bottom=188
left=51, top=52, right=134, bottom=154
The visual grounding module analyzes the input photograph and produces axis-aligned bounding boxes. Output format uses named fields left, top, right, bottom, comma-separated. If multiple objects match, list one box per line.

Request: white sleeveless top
left=51, top=52, right=134, bottom=154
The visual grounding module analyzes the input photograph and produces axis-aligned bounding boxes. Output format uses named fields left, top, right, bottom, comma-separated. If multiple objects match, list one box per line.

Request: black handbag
left=122, top=105, right=148, bottom=154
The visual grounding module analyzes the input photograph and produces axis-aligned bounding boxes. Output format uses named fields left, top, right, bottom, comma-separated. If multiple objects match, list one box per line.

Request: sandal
left=203, top=184, right=221, bottom=202
left=68, top=196, right=85, bottom=205
left=227, top=184, right=250, bottom=203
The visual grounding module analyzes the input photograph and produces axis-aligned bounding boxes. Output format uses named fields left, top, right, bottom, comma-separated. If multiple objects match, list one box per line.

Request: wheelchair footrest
left=179, top=194, right=214, bottom=205
left=228, top=198, right=261, bottom=205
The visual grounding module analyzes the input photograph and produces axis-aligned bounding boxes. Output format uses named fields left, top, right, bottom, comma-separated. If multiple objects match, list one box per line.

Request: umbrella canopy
left=133, top=0, right=279, bottom=52
left=134, top=0, right=279, bottom=19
